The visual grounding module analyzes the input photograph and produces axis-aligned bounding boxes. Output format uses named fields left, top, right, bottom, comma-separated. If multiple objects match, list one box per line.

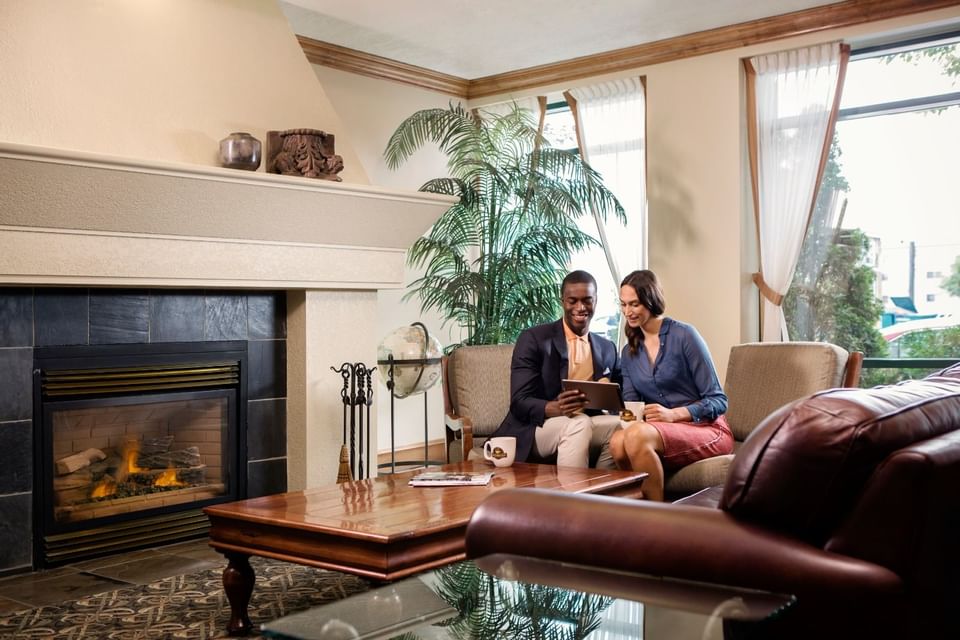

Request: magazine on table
left=408, top=471, right=495, bottom=487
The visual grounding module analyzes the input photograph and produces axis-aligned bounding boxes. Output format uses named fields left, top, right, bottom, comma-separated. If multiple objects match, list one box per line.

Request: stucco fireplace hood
left=0, top=142, right=454, bottom=290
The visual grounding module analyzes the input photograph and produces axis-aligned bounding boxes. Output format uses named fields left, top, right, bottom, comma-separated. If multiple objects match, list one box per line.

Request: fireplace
left=33, top=341, right=247, bottom=566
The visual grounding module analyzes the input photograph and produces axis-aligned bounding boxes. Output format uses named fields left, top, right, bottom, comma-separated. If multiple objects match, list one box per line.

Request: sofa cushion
left=447, top=344, right=514, bottom=437
left=724, top=342, right=849, bottom=442
left=721, top=375, right=960, bottom=546
left=664, top=454, right=733, bottom=494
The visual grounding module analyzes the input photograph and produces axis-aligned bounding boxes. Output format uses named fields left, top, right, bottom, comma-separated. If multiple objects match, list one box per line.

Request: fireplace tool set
left=330, top=362, right=374, bottom=482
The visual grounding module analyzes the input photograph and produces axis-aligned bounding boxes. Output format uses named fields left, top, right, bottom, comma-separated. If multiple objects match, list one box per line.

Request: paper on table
left=408, top=471, right=494, bottom=487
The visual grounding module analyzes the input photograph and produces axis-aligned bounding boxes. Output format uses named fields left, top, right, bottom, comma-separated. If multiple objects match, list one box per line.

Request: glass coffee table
left=261, top=553, right=794, bottom=640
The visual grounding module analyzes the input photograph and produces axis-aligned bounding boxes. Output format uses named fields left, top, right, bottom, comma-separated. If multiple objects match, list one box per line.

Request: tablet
left=561, top=379, right=623, bottom=412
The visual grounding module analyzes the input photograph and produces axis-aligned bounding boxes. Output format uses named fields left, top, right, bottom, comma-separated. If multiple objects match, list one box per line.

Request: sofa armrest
left=465, top=489, right=902, bottom=605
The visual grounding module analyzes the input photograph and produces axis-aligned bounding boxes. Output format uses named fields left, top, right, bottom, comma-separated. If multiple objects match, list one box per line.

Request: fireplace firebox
left=33, top=342, right=247, bottom=566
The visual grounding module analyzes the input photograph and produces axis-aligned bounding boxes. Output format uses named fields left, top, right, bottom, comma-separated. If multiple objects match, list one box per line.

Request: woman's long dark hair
left=621, top=270, right=665, bottom=356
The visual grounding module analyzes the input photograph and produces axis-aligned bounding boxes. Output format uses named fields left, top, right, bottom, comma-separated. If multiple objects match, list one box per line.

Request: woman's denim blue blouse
left=620, top=317, right=727, bottom=422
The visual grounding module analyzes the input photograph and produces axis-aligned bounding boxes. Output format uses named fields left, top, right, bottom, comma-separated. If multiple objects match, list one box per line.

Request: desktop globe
left=377, top=323, right=442, bottom=398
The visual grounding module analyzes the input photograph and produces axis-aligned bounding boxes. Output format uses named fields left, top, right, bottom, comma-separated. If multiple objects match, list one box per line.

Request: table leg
left=222, top=551, right=255, bottom=635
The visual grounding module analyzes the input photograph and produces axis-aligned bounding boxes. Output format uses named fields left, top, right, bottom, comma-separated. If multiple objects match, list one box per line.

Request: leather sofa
left=465, top=364, right=960, bottom=638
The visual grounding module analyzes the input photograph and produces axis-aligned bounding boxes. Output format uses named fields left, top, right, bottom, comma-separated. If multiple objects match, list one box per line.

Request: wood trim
left=299, top=0, right=960, bottom=99
left=377, top=439, right=448, bottom=467
left=298, top=36, right=470, bottom=98
left=843, top=351, right=864, bottom=387
left=467, top=0, right=960, bottom=98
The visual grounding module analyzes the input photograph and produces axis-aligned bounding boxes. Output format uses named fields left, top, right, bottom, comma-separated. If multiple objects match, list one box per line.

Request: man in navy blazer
left=490, top=270, right=621, bottom=468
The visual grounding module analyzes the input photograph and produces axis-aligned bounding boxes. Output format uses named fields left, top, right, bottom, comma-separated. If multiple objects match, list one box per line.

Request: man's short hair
left=561, top=270, right=597, bottom=296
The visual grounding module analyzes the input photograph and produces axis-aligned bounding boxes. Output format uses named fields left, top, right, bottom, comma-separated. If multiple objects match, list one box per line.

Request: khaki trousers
left=534, top=414, right=621, bottom=469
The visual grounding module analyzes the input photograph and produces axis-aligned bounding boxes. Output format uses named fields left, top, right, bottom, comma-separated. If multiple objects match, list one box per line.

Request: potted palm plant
left=385, top=103, right=625, bottom=346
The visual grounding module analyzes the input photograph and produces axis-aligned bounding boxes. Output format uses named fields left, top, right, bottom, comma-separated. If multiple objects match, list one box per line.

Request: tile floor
left=0, top=537, right=223, bottom=613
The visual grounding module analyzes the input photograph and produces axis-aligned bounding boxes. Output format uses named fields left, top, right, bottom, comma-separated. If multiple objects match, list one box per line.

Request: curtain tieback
left=752, top=272, right=784, bottom=306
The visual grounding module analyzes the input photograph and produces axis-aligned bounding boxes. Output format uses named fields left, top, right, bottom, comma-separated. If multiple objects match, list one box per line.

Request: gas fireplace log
left=138, top=446, right=201, bottom=469
left=141, top=435, right=174, bottom=455
left=53, top=469, right=93, bottom=490
left=55, top=486, right=93, bottom=506
left=56, top=448, right=107, bottom=475
left=177, top=466, right=207, bottom=485
left=128, top=465, right=207, bottom=485
left=89, top=457, right=118, bottom=476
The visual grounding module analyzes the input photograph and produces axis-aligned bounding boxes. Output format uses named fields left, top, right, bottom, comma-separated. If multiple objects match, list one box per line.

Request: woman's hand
left=545, top=390, right=588, bottom=418
left=643, top=404, right=691, bottom=423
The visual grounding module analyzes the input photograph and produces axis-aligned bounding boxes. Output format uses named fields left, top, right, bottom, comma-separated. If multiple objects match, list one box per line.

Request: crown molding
left=300, top=0, right=960, bottom=99
left=298, top=36, right=470, bottom=98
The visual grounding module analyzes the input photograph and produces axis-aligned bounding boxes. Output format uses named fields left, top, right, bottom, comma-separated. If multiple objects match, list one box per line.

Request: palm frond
left=385, top=102, right=628, bottom=345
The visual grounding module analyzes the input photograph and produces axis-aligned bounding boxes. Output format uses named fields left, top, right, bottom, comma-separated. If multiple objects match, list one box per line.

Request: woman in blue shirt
left=609, top=270, right=732, bottom=501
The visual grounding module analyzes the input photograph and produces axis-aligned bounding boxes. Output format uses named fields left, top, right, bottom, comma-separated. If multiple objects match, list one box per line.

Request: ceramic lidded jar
left=219, top=132, right=262, bottom=170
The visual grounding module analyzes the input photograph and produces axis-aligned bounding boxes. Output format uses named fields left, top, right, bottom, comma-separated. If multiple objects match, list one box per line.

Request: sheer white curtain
left=746, top=43, right=848, bottom=341
left=567, top=78, right=647, bottom=290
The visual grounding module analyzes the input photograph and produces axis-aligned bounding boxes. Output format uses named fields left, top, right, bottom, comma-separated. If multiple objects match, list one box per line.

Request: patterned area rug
left=0, top=557, right=371, bottom=639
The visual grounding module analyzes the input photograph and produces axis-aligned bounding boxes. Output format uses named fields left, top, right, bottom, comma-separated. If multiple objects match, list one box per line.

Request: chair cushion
left=724, top=342, right=848, bottom=442
left=664, top=454, right=733, bottom=494
left=447, top=344, right=514, bottom=437
left=722, top=376, right=960, bottom=546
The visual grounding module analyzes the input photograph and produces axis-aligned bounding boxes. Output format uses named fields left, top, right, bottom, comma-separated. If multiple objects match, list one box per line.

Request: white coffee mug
left=483, top=436, right=516, bottom=468
left=624, top=401, right=646, bottom=422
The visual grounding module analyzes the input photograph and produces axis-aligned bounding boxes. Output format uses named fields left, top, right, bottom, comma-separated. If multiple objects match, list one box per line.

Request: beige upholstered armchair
left=664, top=341, right=863, bottom=498
left=442, top=344, right=515, bottom=462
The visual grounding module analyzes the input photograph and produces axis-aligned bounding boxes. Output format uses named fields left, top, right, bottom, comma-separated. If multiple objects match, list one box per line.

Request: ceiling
left=280, top=0, right=842, bottom=78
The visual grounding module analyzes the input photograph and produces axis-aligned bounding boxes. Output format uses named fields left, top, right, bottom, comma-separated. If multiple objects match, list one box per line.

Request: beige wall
left=310, top=65, right=462, bottom=453
left=0, top=0, right=368, bottom=183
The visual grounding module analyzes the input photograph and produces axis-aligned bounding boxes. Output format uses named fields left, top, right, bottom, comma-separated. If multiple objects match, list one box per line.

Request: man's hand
left=545, top=389, right=589, bottom=418
left=642, top=404, right=692, bottom=423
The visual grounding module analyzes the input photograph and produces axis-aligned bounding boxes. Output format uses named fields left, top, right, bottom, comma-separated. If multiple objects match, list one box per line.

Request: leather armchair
left=465, top=365, right=960, bottom=638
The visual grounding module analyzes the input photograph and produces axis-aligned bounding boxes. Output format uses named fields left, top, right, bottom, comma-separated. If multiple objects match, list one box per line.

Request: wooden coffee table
left=204, top=461, right=646, bottom=635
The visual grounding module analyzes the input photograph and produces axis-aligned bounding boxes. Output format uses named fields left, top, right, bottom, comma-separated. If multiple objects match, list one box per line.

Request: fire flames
left=90, top=478, right=116, bottom=499
left=88, top=440, right=186, bottom=499
left=154, top=466, right=185, bottom=488
left=125, top=445, right=145, bottom=475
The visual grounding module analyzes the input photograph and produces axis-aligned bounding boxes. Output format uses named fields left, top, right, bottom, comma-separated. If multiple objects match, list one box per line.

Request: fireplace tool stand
left=330, top=362, right=374, bottom=482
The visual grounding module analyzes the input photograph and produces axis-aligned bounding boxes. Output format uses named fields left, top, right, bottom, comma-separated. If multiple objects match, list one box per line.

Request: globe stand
left=377, top=322, right=444, bottom=474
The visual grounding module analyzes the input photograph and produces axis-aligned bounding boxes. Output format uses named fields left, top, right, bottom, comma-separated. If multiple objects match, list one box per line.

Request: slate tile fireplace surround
left=0, top=288, right=288, bottom=574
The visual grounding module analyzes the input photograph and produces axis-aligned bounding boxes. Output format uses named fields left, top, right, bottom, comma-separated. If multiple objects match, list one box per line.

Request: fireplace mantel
left=0, top=142, right=454, bottom=289
left=0, top=142, right=453, bottom=500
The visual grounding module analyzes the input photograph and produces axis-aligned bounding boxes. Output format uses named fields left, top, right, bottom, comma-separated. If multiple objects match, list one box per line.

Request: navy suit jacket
left=491, top=319, right=621, bottom=462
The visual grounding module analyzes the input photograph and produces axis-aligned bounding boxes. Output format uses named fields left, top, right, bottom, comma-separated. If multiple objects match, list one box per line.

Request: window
left=543, top=100, right=642, bottom=343
left=542, top=104, right=578, bottom=151
left=543, top=103, right=621, bottom=338
left=784, top=33, right=960, bottom=380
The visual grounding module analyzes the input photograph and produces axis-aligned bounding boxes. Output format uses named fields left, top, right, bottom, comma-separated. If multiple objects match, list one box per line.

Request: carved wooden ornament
left=266, top=128, right=344, bottom=181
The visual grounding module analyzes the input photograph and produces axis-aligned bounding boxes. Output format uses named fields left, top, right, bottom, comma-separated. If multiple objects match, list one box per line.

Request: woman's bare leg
left=622, top=423, right=666, bottom=501
left=609, top=428, right=629, bottom=469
